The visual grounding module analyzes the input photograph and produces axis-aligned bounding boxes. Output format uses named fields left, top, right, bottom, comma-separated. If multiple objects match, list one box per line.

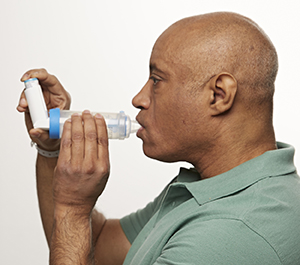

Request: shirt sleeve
left=120, top=185, right=169, bottom=244
left=153, top=219, right=282, bottom=265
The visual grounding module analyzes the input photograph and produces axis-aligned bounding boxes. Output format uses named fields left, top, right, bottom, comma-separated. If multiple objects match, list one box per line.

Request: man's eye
left=150, top=76, right=159, bottom=86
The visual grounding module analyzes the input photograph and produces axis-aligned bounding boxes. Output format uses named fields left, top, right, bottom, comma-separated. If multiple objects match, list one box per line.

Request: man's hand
left=17, top=68, right=71, bottom=151
left=50, top=111, right=110, bottom=264
left=53, top=111, right=110, bottom=215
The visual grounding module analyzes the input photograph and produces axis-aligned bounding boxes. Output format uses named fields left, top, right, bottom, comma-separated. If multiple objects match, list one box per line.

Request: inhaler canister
left=24, top=78, right=48, bottom=129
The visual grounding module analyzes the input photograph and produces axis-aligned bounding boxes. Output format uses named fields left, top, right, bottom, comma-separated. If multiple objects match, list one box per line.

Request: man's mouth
left=135, top=116, right=145, bottom=136
left=135, top=115, right=144, bottom=128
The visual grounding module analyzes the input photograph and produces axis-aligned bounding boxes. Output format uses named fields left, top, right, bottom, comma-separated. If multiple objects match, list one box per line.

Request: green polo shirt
left=120, top=142, right=300, bottom=264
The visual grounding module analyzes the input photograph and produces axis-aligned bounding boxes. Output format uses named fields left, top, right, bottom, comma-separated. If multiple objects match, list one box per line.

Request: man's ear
left=208, top=72, right=237, bottom=115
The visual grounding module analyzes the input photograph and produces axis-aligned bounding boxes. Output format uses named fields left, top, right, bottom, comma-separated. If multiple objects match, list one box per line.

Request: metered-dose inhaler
left=24, top=78, right=140, bottom=139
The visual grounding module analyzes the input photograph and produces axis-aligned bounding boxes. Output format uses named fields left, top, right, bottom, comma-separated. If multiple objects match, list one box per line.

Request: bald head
left=155, top=12, right=278, bottom=108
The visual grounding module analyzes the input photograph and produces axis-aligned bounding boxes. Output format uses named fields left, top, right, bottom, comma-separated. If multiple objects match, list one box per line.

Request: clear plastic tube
left=53, top=109, right=140, bottom=139
left=24, top=78, right=140, bottom=140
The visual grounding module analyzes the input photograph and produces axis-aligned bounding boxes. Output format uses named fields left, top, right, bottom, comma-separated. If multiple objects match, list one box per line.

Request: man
left=17, top=12, right=300, bottom=264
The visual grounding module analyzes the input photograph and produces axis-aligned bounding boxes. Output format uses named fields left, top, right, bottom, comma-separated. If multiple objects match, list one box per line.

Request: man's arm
left=37, top=154, right=130, bottom=265
left=49, top=112, right=105, bottom=265
left=36, top=154, right=57, bottom=245
left=50, top=210, right=130, bottom=265
left=18, top=68, right=71, bottom=245
left=94, top=218, right=131, bottom=264
left=50, top=111, right=131, bottom=264
left=18, top=69, right=131, bottom=264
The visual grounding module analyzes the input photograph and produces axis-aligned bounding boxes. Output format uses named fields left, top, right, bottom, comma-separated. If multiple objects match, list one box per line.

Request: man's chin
left=142, top=145, right=181, bottom=163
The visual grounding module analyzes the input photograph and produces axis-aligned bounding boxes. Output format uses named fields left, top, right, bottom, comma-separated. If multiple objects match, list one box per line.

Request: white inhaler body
left=24, top=78, right=140, bottom=139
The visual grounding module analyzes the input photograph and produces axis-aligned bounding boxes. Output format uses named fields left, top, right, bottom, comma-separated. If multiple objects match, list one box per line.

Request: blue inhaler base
left=49, top=108, right=60, bottom=139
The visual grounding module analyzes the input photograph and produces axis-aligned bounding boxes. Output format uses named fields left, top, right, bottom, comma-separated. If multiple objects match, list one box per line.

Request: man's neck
left=193, top=136, right=277, bottom=180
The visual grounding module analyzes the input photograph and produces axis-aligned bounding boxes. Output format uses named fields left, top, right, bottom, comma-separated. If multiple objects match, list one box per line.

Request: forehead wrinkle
left=153, top=37, right=196, bottom=84
left=150, top=43, right=189, bottom=83
left=149, top=63, right=167, bottom=76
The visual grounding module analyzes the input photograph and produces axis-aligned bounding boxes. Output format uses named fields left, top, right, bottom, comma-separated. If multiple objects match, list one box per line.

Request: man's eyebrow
left=149, top=63, right=167, bottom=76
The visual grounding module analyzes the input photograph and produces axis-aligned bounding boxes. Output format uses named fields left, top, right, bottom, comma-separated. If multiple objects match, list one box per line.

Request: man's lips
left=135, top=115, right=144, bottom=128
left=135, top=116, right=145, bottom=135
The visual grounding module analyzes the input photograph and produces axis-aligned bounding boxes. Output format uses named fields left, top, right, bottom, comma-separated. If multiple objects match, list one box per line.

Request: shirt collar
left=175, top=142, right=296, bottom=206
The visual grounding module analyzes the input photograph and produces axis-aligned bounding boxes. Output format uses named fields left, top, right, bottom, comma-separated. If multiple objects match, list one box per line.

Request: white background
left=1, top=0, right=299, bottom=264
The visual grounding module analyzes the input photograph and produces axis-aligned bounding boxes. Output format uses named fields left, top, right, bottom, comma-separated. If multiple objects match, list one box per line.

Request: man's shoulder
left=180, top=172, right=300, bottom=264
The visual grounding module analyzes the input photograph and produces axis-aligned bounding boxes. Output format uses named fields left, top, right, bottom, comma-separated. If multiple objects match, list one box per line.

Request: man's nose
left=132, top=81, right=151, bottom=110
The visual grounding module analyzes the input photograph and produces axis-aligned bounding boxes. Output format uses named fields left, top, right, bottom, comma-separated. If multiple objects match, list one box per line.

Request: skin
left=133, top=12, right=277, bottom=178
left=17, top=11, right=278, bottom=264
left=17, top=69, right=130, bottom=265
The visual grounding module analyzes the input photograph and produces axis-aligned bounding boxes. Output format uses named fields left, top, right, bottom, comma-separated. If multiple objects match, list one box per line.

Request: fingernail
left=31, top=132, right=41, bottom=138
left=21, top=73, right=29, bottom=81
left=20, top=98, right=27, bottom=105
left=95, top=113, right=103, bottom=119
left=83, top=110, right=91, bottom=114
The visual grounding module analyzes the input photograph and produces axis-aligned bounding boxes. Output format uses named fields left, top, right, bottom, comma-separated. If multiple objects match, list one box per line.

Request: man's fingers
left=82, top=111, right=98, bottom=162
left=59, top=119, right=72, bottom=162
left=29, top=128, right=46, bottom=139
left=95, top=113, right=109, bottom=161
left=20, top=68, right=64, bottom=95
left=71, top=113, right=84, bottom=165
left=16, top=90, right=28, bottom=112
left=20, top=68, right=48, bottom=82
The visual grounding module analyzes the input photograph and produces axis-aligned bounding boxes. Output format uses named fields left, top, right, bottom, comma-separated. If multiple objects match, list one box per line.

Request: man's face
left=132, top=33, right=211, bottom=163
